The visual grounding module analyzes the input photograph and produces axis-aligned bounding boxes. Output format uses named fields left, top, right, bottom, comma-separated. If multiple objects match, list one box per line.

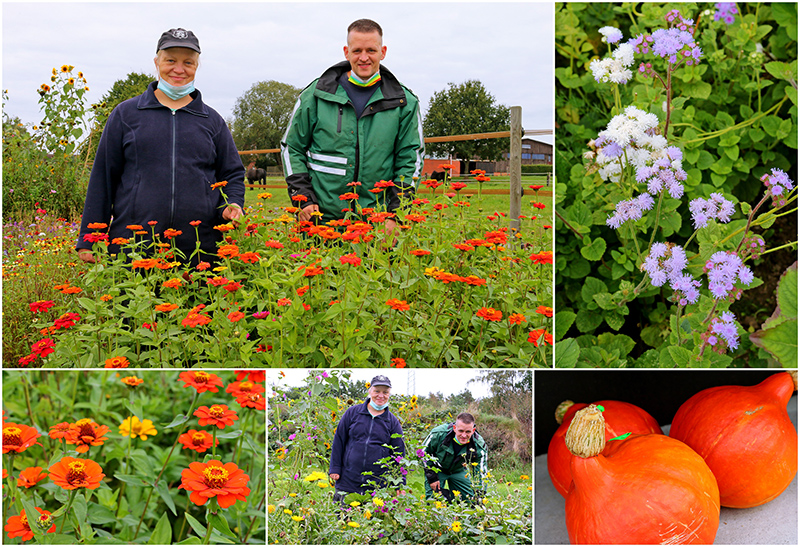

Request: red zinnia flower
left=182, top=308, right=212, bottom=328
left=29, top=300, right=55, bottom=313
left=265, top=240, right=284, bottom=249
left=218, top=244, right=240, bottom=259
left=302, top=266, right=324, bottom=277
left=296, top=285, right=310, bottom=297
left=277, top=298, right=292, bottom=307
left=528, top=329, right=553, bottom=347
left=31, top=338, right=55, bottom=358
left=49, top=456, right=105, bottom=490
left=86, top=222, right=108, bottom=230
left=65, top=419, right=110, bottom=453
left=179, top=371, right=224, bottom=393
left=4, top=508, right=56, bottom=542
left=339, top=253, right=362, bottom=266
left=225, top=380, right=265, bottom=398
left=180, top=459, right=250, bottom=508
left=450, top=182, right=467, bottom=191
left=508, top=313, right=527, bottom=325
left=17, top=466, right=48, bottom=488
left=339, top=192, right=359, bottom=201
left=207, top=277, right=230, bottom=287
left=386, top=299, right=410, bottom=311
left=163, top=228, right=182, bottom=239
left=3, top=423, right=41, bottom=454
left=236, top=392, right=266, bottom=410
left=461, top=275, right=487, bottom=286
left=389, top=358, right=407, bottom=368
left=178, top=429, right=218, bottom=453
left=536, top=305, right=554, bottom=318
left=194, top=405, right=238, bottom=429
left=53, top=312, right=81, bottom=330
left=228, top=311, right=245, bottom=322
left=476, top=307, right=503, bottom=322
left=239, top=252, right=261, bottom=263
left=49, top=422, right=72, bottom=440
left=292, top=194, right=309, bottom=202
left=224, top=281, right=242, bottom=292
left=530, top=251, right=553, bottom=264
left=104, top=356, right=129, bottom=368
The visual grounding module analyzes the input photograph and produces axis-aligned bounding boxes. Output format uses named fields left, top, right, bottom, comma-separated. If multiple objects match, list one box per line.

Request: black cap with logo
left=157, top=28, right=201, bottom=53
left=370, top=375, right=392, bottom=388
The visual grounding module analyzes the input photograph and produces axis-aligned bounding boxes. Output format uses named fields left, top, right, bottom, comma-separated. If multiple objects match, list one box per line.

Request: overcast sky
left=266, top=369, right=506, bottom=399
left=2, top=2, right=553, bottom=145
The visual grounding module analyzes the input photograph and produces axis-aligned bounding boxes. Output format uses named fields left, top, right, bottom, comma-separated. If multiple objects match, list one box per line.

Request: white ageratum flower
left=598, top=26, right=624, bottom=44
left=600, top=106, right=660, bottom=148
left=589, top=42, right=635, bottom=84
left=591, top=106, right=665, bottom=183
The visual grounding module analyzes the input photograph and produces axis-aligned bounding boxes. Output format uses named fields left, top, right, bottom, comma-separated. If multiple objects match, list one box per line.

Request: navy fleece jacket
left=77, top=82, right=244, bottom=265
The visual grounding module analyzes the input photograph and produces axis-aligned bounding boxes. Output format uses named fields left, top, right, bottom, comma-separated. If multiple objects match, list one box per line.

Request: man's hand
left=329, top=473, right=340, bottom=481
left=429, top=480, right=441, bottom=492
left=383, top=218, right=398, bottom=247
left=298, top=203, right=319, bottom=223
left=222, top=203, right=244, bottom=227
left=77, top=249, right=96, bottom=264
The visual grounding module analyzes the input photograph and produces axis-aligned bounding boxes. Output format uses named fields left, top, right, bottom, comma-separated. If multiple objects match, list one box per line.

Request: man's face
left=344, top=30, right=386, bottom=80
left=453, top=420, right=476, bottom=444
left=368, top=385, right=391, bottom=406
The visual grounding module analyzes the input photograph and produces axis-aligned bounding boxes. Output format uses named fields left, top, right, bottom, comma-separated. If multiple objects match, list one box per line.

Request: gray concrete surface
left=535, top=395, right=798, bottom=545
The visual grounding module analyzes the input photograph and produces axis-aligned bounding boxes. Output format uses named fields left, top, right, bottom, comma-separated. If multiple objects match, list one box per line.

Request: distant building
left=421, top=138, right=552, bottom=177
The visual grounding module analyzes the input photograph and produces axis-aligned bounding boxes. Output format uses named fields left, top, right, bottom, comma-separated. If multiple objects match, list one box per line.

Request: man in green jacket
left=280, top=18, right=424, bottom=240
left=422, top=413, right=489, bottom=502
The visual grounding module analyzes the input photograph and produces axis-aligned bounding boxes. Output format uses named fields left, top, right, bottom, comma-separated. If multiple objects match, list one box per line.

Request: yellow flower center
left=209, top=405, right=225, bottom=418
left=75, top=419, right=94, bottom=437
left=67, top=461, right=87, bottom=483
left=20, top=514, right=29, bottom=528
left=192, top=433, right=206, bottom=445
left=3, top=426, right=22, bottom=445
left=202, top=465, right=229, bottom=488
left=194, top=371, right=209, bottom=383
left=239, top=381, right=253, bottom=391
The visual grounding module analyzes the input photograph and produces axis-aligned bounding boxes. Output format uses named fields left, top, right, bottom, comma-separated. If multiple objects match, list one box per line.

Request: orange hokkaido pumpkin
left=547, top=399, right=663, bottom=497
left=669, top=371, right=798, bottom=508
left=565, top=405, right=720, bottom=545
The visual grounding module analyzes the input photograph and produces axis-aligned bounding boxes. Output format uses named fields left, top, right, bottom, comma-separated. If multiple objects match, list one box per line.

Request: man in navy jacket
left=329, top=375, right=405, bottom=498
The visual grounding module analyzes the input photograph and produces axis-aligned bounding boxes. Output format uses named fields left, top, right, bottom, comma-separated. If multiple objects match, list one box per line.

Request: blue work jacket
left=77, top=82, right=245, bottom=265
left=329, top=398, right=405, bottom=494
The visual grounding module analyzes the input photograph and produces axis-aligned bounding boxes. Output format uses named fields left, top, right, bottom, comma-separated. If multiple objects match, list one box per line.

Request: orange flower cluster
left=530, top=251, right=553, bottom=264
left=182, top=304, right=212, bottom=328
left=178, top=429, right=219, bottom=453
left=3, top=423, right=41, bottom=453
left=195, top=405, right=239, bottom=429
left=386, top=299, right=410, bottom=311
left=17, top=466, right=48, bottom=488
left=528, top=329, right=553, bottom=346
left=45, top=419, right=111, bottom=453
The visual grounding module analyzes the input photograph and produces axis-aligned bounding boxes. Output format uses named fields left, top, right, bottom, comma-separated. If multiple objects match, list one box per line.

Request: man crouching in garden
left=422, top=412, right=488, bottom=502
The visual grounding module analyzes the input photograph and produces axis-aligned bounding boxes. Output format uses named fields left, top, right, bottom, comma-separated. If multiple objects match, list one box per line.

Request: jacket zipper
left=361, top=415, right=375, bottom=474
left=337, top=106, right=343, bottom=133
left=170, top=110, right=177, bottom=228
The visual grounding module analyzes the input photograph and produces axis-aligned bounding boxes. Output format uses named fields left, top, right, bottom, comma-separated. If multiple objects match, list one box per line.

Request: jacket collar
left=441, top=423, right=484, bottom=451
left=137, top=81, right=209, bottom=117
left=315, top=60, right=406, bottom=103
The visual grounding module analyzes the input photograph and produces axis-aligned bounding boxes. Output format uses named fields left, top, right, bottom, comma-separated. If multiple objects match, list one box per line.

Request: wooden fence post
left=509, top=106, right=522, bottom=233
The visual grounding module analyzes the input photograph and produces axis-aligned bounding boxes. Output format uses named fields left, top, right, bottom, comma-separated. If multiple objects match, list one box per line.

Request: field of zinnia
left=4, top=176, right=553, bottom=368
left=2, top=369, right=266, bottom=544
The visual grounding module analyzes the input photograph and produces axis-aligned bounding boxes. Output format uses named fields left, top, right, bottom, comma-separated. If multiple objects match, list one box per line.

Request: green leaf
left=555, top=338, right=580, bottom=368
left=751, top=319, right=798, bottom=367
left=114, top=473, right=151, bottom=486
left=581, top=277, right=608, bottom=305
left=580, top=236, right=606, bottom=261
left=163, top=414, right=191, bottom=429
left=206, top=510, right=237, bottom=539
left=155, top=479, right=177, bottom=516
left=149, top=513, right=172, bottom=544
left=184, top=513, right=207, bottom=538
left=554, top=311, right=576, bottom=341
left=777, top=263, right=798, bottom=319
left=661, top=346, right=693, bottom=367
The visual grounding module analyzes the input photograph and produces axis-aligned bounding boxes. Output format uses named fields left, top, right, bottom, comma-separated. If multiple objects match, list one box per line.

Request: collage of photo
left=1, top=1, right=797, bottom=545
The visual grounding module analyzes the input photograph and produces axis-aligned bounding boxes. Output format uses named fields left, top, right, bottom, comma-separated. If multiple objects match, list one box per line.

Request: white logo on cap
left=172, top=29, right=188, bottom=39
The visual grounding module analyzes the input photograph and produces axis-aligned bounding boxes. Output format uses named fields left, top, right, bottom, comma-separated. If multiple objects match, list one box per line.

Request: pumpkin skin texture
left=669, top=372, right=798, bottom=508
left=547, top=400, right=663, bottom=498
left=565, top=405, right=720, bottom=545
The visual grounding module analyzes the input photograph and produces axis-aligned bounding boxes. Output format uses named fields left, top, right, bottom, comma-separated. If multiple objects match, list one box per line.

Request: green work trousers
left=425, top=469, right=475, bottom=500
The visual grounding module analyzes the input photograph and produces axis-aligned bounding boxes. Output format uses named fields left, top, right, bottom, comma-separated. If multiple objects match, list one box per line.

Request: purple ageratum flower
left=638, top=156, right=687, bottom=199
left=761, top=168, right=795, bottom=207
left=706, top=311, right=740, bottom=352
left=704, top=251, right=754, bottom=300
left=689, top=193, right=735, bottom=229
left=606, top=193, right=655, bottom=229
left=670, top=273, right=701, bottom=305
left=714, top=3, right=738, bottom=25
left=598, top=26, right=624, bottom=44
left=642, top=243, right=688, bottom=288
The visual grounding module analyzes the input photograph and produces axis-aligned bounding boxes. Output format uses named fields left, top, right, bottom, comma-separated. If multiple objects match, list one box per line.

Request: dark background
left=534, top=370, right=792, bottom=455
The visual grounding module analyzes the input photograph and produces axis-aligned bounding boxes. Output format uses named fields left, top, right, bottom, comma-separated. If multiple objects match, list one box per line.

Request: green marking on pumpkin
left=608, top=432, right=633, bottom=442
left=596, top=405, right=605, bottom=412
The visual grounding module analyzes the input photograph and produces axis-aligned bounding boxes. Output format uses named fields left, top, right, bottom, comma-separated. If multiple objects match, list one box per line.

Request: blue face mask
left=157, top=78, right=195, bottom=100
left=369, top=400, right=389, bottom=411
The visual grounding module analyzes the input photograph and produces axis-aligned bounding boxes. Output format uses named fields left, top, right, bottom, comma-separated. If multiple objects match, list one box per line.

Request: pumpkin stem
left=555, top=400, right=574, bottom=425
left=790, top=371, right=798, bottom=392
left=565, top=404, right=606, bottom=458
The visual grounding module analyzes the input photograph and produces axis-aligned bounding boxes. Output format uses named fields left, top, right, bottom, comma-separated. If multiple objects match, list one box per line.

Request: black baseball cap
left=157, top=28, right=201, bottom=53
left=370, top=375, right=391, bottom=388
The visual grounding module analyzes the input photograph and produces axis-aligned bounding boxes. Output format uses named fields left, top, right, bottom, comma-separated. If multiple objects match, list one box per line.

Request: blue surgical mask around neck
left=369, top=399, right=389, bottom=411
left=157, top=78, right=195, bottom=101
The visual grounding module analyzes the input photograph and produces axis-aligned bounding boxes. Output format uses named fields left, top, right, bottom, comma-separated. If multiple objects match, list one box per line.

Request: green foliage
left=555, top=2, right=798, bottom=367
left=750, top=262, right=798, bottom=366
left=521, top=164, right=553, bottom=174
left=423, top=80, right=510, bottom=160
left=230, top=80, right=302, bottom=168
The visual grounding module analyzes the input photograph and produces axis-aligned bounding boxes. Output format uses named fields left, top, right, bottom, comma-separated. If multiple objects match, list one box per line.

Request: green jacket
left=422, top=422, right=488, bottom=489
left=280, top=61, right=424, bottom=220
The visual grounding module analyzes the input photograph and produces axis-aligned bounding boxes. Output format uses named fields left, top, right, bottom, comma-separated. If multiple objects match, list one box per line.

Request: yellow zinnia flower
left=347, top=522, right=359, bottom=528
left=373, top=498, right=384, bottom=507
left=118, top=416, right=157, bottom=440
left=451, top=521, right=462, bottom=533
left=291, top=515, right=303, bottom=522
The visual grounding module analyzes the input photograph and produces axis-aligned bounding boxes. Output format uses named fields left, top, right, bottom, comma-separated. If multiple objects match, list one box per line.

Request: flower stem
left=59, top=489, right=78, bottom=534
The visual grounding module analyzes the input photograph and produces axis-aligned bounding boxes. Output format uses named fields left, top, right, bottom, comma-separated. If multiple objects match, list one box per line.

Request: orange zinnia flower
left=4, top=508, right=56, bottom=541
left=277, top=298, right=292, bottom=307
left=235, top=370, right=266, bottom=383
left=302, top=266, right=324, bottom=277
left=182, top=309, right=212, bottom=328
left=386, top=299, right=410, bottom=311
left=530, top=251, right=553, bottom=264
left=194, top=405, right=238, bottom=429
left=217, top=244, right=240, bottom=259
left=65, top=419, right=110, bottom=453
left=131, top=258, right=159, bottom=270
left=49, top=422, right=72, bottom=440
left=180, top=459, right=250, bottom=508
left=228, top=311, right=245, bottom=322
left=121, top=376, right=144, bottom=388
left=509, top=313, right=527, bottom=325
left=536, top=305, right=554, bottom=318
left=179, top=371, right=224, bottom=393
left=339, top=253, right=361, bottom=266
left=86, top=222, right=108, bottom=230
left=225, top=381, right=265, bottom=398
left=236, top=392, right=266, bottom=410
left=238, top=251, right=261, bottom=263
left=528, top=329, right=553, bottom=347
left=389, top=358, right=407, bottom=368
left=3, top=423, right=41, bottom=453
left=162, top=278, right=183, bottom=289
left=461, top=275, right=487, bottom=286
left=49, top=456, right=105, bottom=490
left=296, top=285, right=310, bottom=297
left=476, top=307, right=503, bottom=322
left=178, top=429, right=218, bottom=453
left=163, top=228, right=182, bottom=239
left=410, top=249, right=431, bottom=257
left=104, top=356, right=129, bottom=368
left=17, top=466, right=48, bottom=488
left=155, top=303, right=179, bottom=312
left=210, top=180, right=228, bottom=189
